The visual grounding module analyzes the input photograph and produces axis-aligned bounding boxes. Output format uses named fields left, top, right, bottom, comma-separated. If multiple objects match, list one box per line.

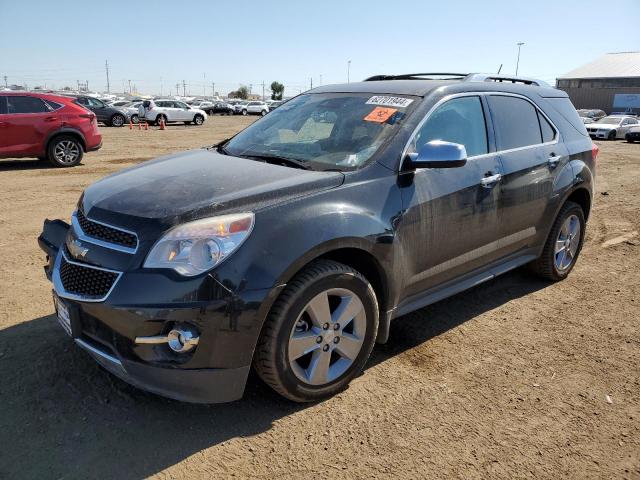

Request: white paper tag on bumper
left=366, top=96, right=414, bottom=108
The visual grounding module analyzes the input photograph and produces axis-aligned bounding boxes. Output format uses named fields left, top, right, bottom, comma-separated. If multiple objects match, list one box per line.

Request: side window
left=412, top=96, right=488, bottom=157
left=538, top=111, right=556, bottom=143
left=7, top=96, right=50, bottom=114
left=488, top=96, right=542, bottom=150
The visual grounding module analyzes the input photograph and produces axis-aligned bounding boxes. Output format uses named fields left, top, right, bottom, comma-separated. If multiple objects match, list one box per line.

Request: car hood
left=81, top=149, right=344, bottom=223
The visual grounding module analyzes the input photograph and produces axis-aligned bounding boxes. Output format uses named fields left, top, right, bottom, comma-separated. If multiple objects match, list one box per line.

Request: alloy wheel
left=288, top=288, right=366, bottom=386
left=53, top=140, right=80, bottom=165
left=555, top=214, right=581, bottom=271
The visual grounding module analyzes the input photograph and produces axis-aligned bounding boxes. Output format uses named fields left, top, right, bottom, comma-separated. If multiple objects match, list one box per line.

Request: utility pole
left=182, top=80, right=186, bottom=97
left=105, top=60, right=110, bottom=93
left=515, top=42, right=525, bottom=76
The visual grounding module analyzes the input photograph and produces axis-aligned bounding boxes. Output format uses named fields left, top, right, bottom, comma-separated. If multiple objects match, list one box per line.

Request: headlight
left=144, top=213, right=254, bottom=276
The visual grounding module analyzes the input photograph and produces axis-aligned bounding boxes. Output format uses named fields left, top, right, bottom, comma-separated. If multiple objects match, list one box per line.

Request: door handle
left=548, top=154, right=562, bottom=168
left=481, top=173, right=502, bottom=188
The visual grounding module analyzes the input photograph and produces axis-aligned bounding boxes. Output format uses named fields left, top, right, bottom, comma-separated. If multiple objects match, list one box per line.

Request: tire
left=529, top=201, right=586, bottom=281
left=110, top=113, right=125, bottom=127
left=241, top=109, right=248, bottom=116
left=47, top=135, right=83, bottom=168
left=608, top=130, right=616, bottom=140
left=193, top=114, right=204, bottom=125
left=131, top=114, right=139, bottom=124
left=254, top=260, right=379, bottom=402
left=155, top=114, right=166, bottom=127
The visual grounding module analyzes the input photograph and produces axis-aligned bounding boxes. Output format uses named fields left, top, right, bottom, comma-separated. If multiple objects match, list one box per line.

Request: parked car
left=71, top=96, right=129, bottom=127
left=585, top=115, right=639, bottom=140
left=201, top=102, right=234, bottom=115
left=577, top=109, right=606, bottom=122
left=625, top=125, right=640, bottom=143
left=0, top=91, right=102, bottom=167
left=145, top=99, right=207, bottom=125
left=241, top=101, right=269, bottom=116
left=38, top=73, right=596, bottom=403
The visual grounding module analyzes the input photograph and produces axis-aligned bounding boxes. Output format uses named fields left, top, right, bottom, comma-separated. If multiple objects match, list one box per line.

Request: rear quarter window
left=545, top=97, right=588, bottom=136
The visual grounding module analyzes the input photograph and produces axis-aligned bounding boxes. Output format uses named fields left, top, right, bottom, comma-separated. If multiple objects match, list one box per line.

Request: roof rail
left=464, top=73, right=550, bottom=87
left=364, top=73, right=469, bottom=81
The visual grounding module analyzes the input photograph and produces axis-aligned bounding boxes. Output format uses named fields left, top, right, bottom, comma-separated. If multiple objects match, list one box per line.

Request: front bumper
left=38, top=219, right=280, bottom=403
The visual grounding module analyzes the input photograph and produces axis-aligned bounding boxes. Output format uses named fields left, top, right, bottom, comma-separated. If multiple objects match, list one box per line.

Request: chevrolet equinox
left=38, top=73, right=597, bottom=403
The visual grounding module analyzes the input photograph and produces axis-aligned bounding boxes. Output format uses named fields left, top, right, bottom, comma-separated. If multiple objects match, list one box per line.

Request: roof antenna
left=497, top=64, right=503, bottom=74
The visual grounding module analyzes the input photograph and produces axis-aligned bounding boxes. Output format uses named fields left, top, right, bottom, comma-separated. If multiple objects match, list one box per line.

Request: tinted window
left=538, top=111, right=556, bottom=143
left=7, top=96, right=50, bottom=114
left=488, top=96, right=541, bottom=150
left=412, top=96, right=488, bottom=157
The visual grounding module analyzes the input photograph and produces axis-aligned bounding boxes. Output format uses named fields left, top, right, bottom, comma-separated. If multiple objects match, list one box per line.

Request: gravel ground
left=0, top=118, right=638, bottom=479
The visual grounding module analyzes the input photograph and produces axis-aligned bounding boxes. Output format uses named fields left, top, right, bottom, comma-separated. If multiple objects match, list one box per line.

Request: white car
left=585, top=115, right=639, bottom=140
left=237, top=101, right=269, bottom=116
left=146, top=99, right=208, bottom=125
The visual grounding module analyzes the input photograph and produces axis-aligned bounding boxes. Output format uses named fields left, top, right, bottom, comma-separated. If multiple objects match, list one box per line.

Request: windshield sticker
left=364, top=107, right=398, bottom=123
left=366, top=96, right=414, bottom=108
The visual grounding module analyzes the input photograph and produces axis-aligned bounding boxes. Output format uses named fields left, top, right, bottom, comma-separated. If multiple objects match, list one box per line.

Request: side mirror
left=405, top=140, right=467, bottom=169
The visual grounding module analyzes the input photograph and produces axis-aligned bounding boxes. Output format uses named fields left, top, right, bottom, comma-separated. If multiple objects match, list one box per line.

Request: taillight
left=592, top=143, right=599, bottom=167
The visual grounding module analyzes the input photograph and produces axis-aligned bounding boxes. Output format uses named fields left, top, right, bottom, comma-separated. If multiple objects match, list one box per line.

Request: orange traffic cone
left=144, top=122, right=148, bottom=131
left=159, top=118, right=165, bottom=130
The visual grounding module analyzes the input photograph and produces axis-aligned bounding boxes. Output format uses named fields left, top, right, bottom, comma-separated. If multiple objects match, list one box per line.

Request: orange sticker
left=364, top=106, right=397, bottom=123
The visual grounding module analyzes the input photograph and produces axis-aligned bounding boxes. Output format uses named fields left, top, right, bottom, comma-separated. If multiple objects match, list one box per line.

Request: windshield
left=597, top=116, right=622, bottom=124
left=223, top=92, right=416, bottom=170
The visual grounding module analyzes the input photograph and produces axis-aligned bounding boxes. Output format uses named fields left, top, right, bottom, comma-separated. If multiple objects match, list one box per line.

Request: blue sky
left=1, top=0, right=638, bottom=96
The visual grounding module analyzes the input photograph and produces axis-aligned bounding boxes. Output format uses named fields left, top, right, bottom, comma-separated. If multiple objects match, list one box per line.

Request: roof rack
left=363, top=72, right=550, bottom=87
left=364, top=73, right=469, bottom=81
left=464, top=73, right=550, bottom=87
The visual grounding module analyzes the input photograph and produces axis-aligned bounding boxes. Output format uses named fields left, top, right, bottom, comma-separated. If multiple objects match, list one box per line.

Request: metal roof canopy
left=558, top=52, right=640, bottom=79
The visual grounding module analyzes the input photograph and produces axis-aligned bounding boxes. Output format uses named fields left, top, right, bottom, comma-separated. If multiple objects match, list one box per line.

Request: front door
left=397, top=95, right=503, bottom=300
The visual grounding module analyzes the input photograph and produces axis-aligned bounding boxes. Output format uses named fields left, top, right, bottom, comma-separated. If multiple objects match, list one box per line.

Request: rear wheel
left=530, top=201, right=585, bottom=281
left=193, top=114, right=204, bottom=125
left=254, top=260, right=378, bottom=402
left=110, top=113, right=125, bottom=127
left=47, top=135, right=83, bottom=167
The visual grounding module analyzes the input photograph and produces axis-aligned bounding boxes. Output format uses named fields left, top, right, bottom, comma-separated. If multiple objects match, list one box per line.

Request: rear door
left=1, top=95, right=61, bottom=156
left=486, top=94, right=567, bottom=258
left=398, top=94, right=503, bottom=298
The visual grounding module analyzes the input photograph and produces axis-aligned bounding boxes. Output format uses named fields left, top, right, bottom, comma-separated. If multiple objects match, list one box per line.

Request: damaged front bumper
left=38, top=218, right=281, bottom=403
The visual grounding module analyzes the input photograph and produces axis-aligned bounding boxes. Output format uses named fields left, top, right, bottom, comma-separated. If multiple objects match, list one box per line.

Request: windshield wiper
left=240, top=153, right=311, bottom=170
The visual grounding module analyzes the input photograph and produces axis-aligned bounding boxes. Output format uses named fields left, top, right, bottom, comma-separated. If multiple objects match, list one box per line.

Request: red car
left=0, top=92, right=102, bottom=167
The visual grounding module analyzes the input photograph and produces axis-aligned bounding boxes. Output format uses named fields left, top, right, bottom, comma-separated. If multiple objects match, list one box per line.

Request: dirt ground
left=0, top=118, right=638, bottom=479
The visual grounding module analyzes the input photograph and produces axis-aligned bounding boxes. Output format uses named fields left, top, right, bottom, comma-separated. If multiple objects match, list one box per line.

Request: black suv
left=39, top=73, right=596, bottom=403
left=72, top=95, right=128, bottom=127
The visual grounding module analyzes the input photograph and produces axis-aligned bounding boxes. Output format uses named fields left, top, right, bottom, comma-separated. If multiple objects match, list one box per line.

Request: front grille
left=76, top=209, right=137, bottom=250
left=59, top=254, right=119, bottom=298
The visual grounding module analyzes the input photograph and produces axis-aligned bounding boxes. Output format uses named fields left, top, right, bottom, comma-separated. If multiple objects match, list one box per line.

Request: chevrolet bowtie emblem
left=67, top=237, right=89, bottom=259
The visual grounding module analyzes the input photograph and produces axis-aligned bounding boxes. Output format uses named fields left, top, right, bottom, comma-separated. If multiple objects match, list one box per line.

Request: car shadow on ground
left=0, top=269, right=549, bottom=479
left=0, top=158, right=80, bottom=171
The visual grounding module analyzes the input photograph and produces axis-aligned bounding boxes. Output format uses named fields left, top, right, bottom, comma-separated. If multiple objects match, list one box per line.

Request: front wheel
left=254, top=260, right=379, bottom=402
left=530, top=201, right=585, bottom=281
left=193, top=114, right=204, bottom=125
